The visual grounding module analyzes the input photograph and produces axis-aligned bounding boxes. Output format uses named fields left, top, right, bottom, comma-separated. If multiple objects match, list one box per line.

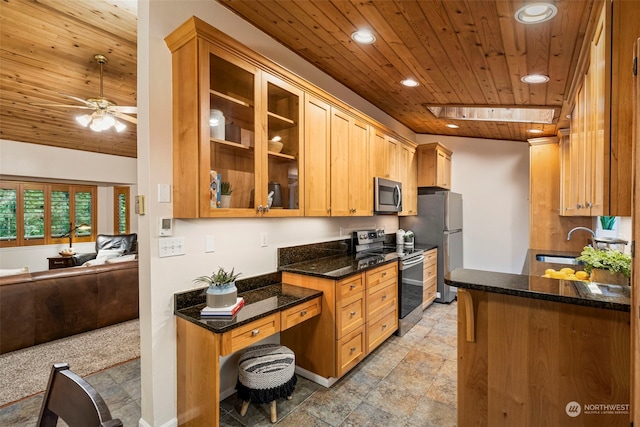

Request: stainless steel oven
left=353, top=229, right=424, bottom=336
left=397, top=251, right=424, bottom=336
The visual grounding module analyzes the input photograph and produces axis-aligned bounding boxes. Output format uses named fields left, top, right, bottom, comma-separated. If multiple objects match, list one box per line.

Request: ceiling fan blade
left=31, top=103, right=93, bottom=109
left=112, top=106, right=137, bottom=114
left=115, top=112, right=137, bottom=124
left=60, top=94, right=95, bottom=107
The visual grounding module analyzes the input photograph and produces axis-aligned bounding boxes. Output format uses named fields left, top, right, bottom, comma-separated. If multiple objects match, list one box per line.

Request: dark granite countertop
left=174, top=282, right=322, bottom=333
left=446, top=267, right=630, bottom=312
left=278, top=243, right=437, bottom=280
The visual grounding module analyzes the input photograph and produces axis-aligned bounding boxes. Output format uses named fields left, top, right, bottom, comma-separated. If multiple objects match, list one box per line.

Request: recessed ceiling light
left=521, top=74, right=550, bottom=84
left=351, top=29, right=376, bottom=44
left=446, top=124, right=459, bottom=129
left=401, top=78, right=419, bottom=87
left=527, top=129, right=544, bottom=134
left=514, top=3, right=558, bottom=24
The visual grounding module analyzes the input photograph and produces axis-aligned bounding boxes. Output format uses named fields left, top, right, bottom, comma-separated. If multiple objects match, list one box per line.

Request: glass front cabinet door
left=205, top=49, right=260, bottom=216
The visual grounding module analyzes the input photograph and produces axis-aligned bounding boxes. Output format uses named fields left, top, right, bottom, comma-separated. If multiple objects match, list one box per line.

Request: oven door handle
left=401, top=255, right=425, bottom=269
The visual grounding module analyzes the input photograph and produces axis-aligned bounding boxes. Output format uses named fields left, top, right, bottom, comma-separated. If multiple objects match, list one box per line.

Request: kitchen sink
left=535, top=254, right=584, bottom=265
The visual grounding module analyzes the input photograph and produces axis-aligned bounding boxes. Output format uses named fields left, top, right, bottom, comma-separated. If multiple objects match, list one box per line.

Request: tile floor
left=0, top=300, right=457, bottom=427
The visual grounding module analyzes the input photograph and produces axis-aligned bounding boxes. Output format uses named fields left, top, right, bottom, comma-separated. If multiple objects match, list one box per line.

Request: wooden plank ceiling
left=0, top=0, right=137, bottom=158
left=1, top=0, right=597, bottom=159
left=217, top=0, right=597, bottom=141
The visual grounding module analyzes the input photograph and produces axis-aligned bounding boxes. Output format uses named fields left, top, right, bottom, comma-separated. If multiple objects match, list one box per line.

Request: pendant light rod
left=94, top=54, right=108, bottom=99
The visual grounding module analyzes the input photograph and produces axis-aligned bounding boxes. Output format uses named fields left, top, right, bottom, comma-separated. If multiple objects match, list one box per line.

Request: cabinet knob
left=350, top=347, right=356, bottom=353
left=300, top=310, right=307, bottom=316
left=577, top=204, right=584, bottom=209
left=382, top=272, right=387, bottom=277
left=257, top=205, right=263, bottom=213
left=264, top=205, right=270, bottom=212
left=382, top=295, right=387, bottom=300
left=327, top=207, right=331, bottom=213
left=350, top=311, right=356, bottom=316
left=251, top=329, right=260, bottom=336
left=382, top=324, right=387, bottom=329
left=350, top=284, right=357, bottom=289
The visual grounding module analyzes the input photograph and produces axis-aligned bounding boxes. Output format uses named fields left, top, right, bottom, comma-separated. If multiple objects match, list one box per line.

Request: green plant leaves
left=576, top=246, right=631, bottom=277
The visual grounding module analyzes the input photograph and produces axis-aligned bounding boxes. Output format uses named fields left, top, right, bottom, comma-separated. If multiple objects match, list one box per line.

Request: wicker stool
left=236, top=344, right=297, bottom=423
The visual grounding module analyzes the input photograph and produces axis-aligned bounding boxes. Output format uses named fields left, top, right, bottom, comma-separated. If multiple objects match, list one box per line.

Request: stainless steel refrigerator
left=400, top=190, right=463, bottom=303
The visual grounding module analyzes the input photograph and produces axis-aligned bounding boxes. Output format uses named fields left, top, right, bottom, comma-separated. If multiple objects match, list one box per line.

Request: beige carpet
left=0, top=319, right=140, bottom=406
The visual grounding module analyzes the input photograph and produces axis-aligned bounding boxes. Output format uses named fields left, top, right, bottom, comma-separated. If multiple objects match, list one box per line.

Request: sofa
left=0, top=260, right=139, bottom=354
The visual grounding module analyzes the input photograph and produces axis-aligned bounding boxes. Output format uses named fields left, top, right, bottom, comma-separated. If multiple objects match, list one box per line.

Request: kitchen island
left=446, top=259, right=630, bottom=427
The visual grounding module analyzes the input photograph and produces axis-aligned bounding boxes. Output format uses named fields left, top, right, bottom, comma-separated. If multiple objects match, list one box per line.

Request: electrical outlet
left=205, top=235, right=215, bottom=253
left=260, top=232, right=268, bottom=247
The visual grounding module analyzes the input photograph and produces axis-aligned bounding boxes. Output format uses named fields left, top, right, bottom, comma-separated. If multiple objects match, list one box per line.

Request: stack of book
left=200, top=297, right=244, bottom=318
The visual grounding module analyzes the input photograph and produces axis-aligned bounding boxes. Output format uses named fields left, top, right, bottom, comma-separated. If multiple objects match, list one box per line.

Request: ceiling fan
left=36, top=54, right=137, bottom=132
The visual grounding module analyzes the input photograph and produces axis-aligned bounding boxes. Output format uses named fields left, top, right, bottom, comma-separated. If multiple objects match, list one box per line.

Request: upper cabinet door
left=262, top=74, right=304, bottom=216
left=204, top=47, right=261, bottom=216
left=304, top=95, right=331, bottom=217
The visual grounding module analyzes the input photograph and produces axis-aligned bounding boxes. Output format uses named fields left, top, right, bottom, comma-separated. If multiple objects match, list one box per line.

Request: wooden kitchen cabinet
left=165, top=17, right=304, bottom=218
left=331, top=109, right=372, bottom=216
left=304, top=95, right=331, bottom=216
left=561, top=0, right=637, bottom=217
left=423, top=248, right=437, bottom=308
left=370, top=129, right=399, bottom=181
left=417, top=143, right=452, bottom=189
left=304, top=94, right=372, bottom=217
left=281, top=263, right=398, bottom=382
left=398, top=143, right=417, bottom=216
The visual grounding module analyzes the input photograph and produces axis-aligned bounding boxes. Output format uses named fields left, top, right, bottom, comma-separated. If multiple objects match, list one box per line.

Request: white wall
left=416, top=135, right=531, bottom=274
left=140, top=2, right=412, bottom=426
left=0, top=140, right=138, bottom=271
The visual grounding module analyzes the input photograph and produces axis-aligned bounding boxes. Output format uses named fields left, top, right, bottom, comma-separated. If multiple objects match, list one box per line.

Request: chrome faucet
left=567, top=227, right=595, bottom=241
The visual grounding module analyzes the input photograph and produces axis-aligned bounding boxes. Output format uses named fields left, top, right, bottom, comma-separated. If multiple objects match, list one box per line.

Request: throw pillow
left=105, top=254, right=137, bottom=264
left=96, top=248, right=124, bottom=262
left=83, top=258, right=106, bottom=267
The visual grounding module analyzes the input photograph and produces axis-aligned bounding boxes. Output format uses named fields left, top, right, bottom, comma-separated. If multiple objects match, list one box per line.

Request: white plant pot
left=220, top=194, right=231, bottom=208
left=206, top=283, right=238, bottom=308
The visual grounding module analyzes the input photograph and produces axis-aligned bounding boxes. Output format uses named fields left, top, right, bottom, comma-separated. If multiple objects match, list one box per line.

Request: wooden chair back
left=36, top=363, right=123, bottom=427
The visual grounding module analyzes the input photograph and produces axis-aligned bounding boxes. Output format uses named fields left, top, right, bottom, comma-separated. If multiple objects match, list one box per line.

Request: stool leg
left=240, top=400, right=250, bottom=416
left=270, top=400, right=277, bottom=423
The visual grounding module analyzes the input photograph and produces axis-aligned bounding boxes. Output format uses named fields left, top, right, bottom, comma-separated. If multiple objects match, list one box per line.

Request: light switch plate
left=159, top=237, right=185, bottom=257
left=158, top=184, right=171, bottom=203
left=205, top=235, right=215, bottom=253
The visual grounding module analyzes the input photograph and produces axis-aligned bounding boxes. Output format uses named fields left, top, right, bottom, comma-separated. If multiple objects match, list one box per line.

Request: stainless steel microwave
left=374, top=177, right=402, bottom=213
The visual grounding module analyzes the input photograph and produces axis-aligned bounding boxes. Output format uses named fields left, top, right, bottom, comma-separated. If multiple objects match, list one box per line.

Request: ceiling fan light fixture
left=521, top=74, right=550, bottom=84
left=401, top=78, right=419, bottom=87
left=114, top=120, right=127, bottom=133
left=351, top=29, right=376, bottom=44
left=514, top=3, right=558, bottom=24
left=76, top=114, right=92, bottom=127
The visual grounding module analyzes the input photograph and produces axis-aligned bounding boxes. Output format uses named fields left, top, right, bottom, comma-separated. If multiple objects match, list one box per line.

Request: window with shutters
left=0, top=181, right=97, bottom=247
left=114, top=186, right=130, bottom=234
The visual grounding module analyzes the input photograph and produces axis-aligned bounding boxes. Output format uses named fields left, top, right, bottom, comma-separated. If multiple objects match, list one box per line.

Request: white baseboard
left=294, top=365, right=336, bottom=388
left=220, top=385, right=237, bottom=401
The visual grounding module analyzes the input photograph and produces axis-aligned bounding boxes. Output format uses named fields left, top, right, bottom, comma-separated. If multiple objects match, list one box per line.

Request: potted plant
left=194, top=267, right=241, bottom=308
left=220, top=181, right=233, bottom=208
left=404, top=230, right=415, bottom=249
left=597, top=215, right=617, bottom=238
left=576, top=246, right=631, bottom=285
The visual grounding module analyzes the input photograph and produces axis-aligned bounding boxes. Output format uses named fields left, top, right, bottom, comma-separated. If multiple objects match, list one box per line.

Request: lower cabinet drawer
left=423, top=278, right=437, bottom=308
left=220, top=314, right=280, bottom=356
left=280, top=297, right=322, bottom=331
left=424, top=261, right=437, bottom=282
left=366, top=281, right=397, bottom=320
left=337, top=294, right=365, bottom=338
left=367, top=305, right=398, bottom=353
left=336, top=326, right=365, bottom=377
